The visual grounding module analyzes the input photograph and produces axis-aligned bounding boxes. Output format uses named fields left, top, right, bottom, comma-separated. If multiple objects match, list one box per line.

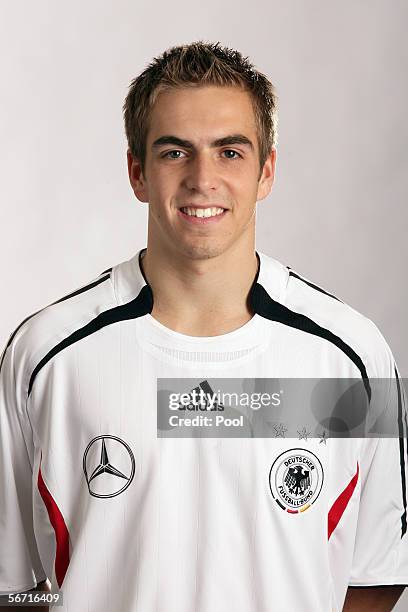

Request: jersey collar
left=113, top=247, right=288, bottom=312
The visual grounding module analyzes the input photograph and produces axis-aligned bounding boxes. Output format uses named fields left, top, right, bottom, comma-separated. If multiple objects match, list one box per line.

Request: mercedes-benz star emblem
left=83, top=435, right=135, bottom=498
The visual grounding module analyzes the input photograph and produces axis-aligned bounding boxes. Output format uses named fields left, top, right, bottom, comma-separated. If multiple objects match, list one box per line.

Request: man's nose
left=183, top=152, right=220, bottom=192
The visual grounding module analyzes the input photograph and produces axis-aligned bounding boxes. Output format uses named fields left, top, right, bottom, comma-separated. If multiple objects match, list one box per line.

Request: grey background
left=0, top=1, right=407, bottom=609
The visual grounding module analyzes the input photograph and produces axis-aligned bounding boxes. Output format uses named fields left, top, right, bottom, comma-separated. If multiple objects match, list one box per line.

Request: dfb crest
left=269, top=448, right=324, bottom=514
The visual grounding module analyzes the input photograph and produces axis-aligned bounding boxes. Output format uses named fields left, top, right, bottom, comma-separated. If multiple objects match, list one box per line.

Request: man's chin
left=177, top=243, right=228, bottom=261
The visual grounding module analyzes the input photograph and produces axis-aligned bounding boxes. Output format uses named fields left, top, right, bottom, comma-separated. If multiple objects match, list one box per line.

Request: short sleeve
left=349, top=343, right=408, bottom=586
left=0, top=334, right=46, bottom=595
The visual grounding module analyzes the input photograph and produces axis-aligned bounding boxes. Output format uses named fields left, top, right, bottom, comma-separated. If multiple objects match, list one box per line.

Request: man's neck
left=140, top=245, right=259, bottom=337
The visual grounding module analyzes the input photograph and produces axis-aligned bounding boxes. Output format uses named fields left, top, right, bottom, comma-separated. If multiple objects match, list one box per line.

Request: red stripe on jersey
left=37, top=455, right=70, bottom=587
left=328, top=462, right=359, bottom=540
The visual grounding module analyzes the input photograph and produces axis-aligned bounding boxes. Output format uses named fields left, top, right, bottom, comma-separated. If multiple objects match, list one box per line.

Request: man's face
left=128, top=85, right=275, bottom=260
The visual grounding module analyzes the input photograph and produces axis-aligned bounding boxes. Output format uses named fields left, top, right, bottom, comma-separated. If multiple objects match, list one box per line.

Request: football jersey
left=0, top=247, right=407, bottom=612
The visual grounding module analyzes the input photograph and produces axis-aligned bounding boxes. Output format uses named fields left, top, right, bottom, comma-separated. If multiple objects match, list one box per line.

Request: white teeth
left=181, top=207, right=225, bottom=218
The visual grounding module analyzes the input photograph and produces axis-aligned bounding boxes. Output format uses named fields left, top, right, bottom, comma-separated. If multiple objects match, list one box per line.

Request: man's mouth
left=179, top=206, right=226, bottom=219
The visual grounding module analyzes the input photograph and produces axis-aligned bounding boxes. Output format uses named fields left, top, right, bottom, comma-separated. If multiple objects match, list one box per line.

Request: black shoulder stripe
left=0, top=273, right=111, bottom=375
left=52, top=273, right=112, bottom=305
left=100, top=267, right=112, bottom=276
left=396, top=367, right=408, bottom=538
left=287, top=268, right=342, bottom=303
left=28, top=284, right=153, bottom=397
left=50, top=274, right=109, bottom=306
left=251, top=282, right=371, bottom=400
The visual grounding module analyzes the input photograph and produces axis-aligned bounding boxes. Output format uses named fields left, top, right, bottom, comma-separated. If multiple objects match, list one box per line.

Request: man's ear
left=127, top=149, right=149, bottom=203
left=256, top=148, right=276, bottom=202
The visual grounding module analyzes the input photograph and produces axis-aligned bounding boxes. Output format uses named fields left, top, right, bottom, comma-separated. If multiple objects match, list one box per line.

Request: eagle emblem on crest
left=285, top=466, right=311, bottom=497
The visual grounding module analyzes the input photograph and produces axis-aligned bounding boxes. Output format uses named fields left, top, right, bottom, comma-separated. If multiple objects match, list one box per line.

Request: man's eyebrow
left=151, top=134, right=254, bottom=151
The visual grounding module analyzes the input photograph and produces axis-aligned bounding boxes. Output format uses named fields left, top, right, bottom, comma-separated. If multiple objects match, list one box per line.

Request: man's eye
left=163, top=150, right=185, bottom=159
left=162, top=150, right=242, bottom=160
left=222, top=150, right=242, bottom=160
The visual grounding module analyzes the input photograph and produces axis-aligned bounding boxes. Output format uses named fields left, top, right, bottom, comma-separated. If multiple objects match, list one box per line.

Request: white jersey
left=0, top=248, right=407, bottom=612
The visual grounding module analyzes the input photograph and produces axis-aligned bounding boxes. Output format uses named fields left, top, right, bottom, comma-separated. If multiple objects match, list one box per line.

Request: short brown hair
left=123, top=40, right=278, bottom=178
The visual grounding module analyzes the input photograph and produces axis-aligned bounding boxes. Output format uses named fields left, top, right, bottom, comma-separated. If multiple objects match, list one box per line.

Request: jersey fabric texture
left=0, top=247, right=407, bottom=612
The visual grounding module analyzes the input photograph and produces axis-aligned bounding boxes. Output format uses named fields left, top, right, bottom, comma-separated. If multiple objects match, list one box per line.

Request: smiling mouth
left=179, top=206, right=227, bottom=218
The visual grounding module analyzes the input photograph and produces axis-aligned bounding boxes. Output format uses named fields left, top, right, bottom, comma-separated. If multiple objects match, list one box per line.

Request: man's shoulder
left=263, top=256, right=395, bottom=377
left=261, top=252, right=374, bottom=332
left=1, top=264, right=118, bottom=383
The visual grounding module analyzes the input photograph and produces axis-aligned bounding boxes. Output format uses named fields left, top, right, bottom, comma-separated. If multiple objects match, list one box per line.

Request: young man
left=0, top=41, right=407, bottom=612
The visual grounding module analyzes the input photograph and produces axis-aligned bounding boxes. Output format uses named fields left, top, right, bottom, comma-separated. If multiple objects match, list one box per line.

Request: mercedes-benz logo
left=83, top=435, right=135, bottom=498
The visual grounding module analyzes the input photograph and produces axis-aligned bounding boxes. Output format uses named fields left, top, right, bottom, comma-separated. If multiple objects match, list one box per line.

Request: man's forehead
left=147, top=86, right=257, bottom=145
